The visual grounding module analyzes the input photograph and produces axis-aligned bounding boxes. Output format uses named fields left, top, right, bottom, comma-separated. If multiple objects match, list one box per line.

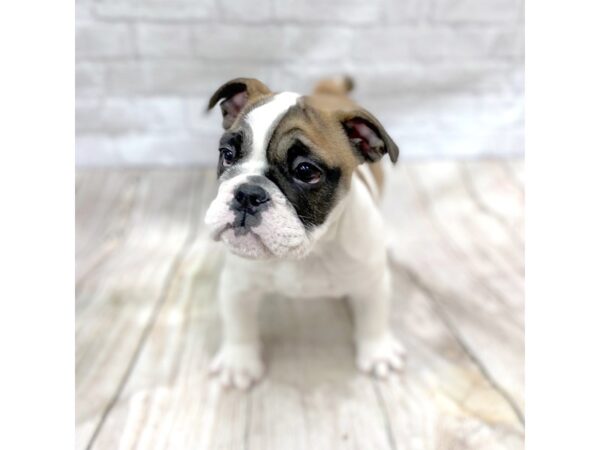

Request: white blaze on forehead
left=242, top=92, right=301, bottom=172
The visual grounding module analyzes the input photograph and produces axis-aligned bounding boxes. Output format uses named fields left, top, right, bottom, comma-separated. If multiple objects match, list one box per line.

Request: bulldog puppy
left=205, top=76, right=405, bottom=389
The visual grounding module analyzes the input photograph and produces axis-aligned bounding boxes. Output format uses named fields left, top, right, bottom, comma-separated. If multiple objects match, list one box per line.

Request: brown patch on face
left=266, top=92, right=397, bottom=185
left=259, top=93, right=397, bottom=229
left=268, top=94, right=364, bottom=187
left=258, top=95, right=365, bottom=229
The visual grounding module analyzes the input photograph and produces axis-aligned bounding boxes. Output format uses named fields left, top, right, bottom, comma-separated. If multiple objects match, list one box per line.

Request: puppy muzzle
left=205, top=174, right=313, bottom=259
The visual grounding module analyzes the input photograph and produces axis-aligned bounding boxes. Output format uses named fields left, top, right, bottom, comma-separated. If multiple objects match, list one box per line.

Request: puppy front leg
left=349, top=269, right=405, bottom=378
left=210, top=279, right=264, bottom=390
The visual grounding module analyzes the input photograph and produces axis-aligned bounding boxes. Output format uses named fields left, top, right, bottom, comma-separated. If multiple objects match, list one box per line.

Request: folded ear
left=338, top=109, right=399, bottom=164
left=207, top=78, right=272, bottom=129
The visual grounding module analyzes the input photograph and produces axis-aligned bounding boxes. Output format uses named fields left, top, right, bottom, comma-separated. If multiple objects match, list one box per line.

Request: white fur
left=356, top=164, right=380, bottom=199
left=206, top=93, right=404, bottom=389
left=241, top=91, right=301, bottom=174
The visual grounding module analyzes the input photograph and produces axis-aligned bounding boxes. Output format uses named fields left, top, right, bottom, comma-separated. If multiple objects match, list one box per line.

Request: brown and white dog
left=205, top=76, right=405, bottom=389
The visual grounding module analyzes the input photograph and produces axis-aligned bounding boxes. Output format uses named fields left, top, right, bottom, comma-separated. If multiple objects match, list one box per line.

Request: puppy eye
left=220, top=148, right=235, bottom=167
left=293, top=161, right=322, bottom=184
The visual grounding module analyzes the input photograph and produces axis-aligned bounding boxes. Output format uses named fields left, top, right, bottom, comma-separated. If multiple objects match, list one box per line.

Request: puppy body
left=206, top=78, right=404, bottom=389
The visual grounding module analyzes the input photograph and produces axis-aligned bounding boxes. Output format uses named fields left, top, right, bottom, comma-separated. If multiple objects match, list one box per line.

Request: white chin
left=220, top=228, right=274, bottom=260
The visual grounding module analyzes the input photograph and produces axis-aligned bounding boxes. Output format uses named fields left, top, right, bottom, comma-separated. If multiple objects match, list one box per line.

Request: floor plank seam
left=500, top=161, right=525, bottom=198
left=459, top=163, right=524, bottom=249
left=84, top=175, right=203, bottom=450
left=465, top=226, right=524, bottom=281
left=243, top=393, right=252, bottom=450
left=371, top=381, right=398, bottom=450
left=391, top=258, right=525, bottom=426
left=405, top=167, right=519, bottom=311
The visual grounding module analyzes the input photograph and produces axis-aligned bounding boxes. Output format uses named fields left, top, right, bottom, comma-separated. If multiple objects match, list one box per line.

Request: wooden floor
left=76, top=160, right=524, bottom=450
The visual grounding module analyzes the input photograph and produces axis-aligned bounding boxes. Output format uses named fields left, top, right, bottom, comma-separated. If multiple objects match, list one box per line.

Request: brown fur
left=310, top=78, right=389, bottom=196
left=312, top=75, right=354, bottom=97
left=268, top=95, right=362, bottom=190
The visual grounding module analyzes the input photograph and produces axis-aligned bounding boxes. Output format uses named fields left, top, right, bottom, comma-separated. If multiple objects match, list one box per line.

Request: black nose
left=232, top=183, right=270, bottom=213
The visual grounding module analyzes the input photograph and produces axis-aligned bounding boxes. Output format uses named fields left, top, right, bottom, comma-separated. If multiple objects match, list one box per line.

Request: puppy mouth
left=209, top=223, right=231, bottom=241
left=222, top=225, right=275, bottom=259
left=210, top=223, right=274, bottom=257
left=210, top=222, right=256, bottom=241
left=209, top=205, right=262, bottom=239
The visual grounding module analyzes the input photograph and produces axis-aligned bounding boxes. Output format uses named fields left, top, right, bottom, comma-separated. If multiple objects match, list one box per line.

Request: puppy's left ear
left=338, top=109, right=399, bottom=164
left=207, top=78, right=272, bottom=129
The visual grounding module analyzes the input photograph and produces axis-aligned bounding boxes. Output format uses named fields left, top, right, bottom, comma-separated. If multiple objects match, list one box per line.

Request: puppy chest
left=270, top=257, right=356, bottom=299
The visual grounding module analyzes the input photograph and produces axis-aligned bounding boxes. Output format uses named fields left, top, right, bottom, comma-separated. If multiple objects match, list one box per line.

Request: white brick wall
left=76, top=0, right=524, bottom=166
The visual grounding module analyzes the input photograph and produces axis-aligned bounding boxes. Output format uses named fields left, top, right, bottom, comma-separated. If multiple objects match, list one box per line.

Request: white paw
left=356, top=333, right=406, bottom=379
left=210, top=343, right=265, bottom=390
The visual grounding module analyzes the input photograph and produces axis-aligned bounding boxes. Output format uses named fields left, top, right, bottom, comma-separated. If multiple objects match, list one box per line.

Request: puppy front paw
left=210, top=343, right=265, bottom=390
left=356, top=333, right=406, bottom=379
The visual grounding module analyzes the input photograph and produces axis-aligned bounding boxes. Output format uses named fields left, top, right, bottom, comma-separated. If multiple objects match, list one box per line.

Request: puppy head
left=204, top=77, right=398, bottom=260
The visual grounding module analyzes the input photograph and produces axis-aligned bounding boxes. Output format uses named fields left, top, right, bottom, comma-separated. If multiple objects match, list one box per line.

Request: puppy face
left=204, top=78, right=398, bottom=260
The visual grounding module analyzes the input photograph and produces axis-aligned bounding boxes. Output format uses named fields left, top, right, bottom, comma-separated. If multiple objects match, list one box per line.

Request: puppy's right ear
left=207, top=78, right=272, bottom=129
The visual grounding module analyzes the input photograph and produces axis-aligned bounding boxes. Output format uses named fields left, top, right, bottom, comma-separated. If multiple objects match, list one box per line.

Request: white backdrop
left=76, top=0, right=524, bottom=166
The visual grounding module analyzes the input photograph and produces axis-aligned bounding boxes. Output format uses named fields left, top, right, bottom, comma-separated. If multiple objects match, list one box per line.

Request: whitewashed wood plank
left=385, top=164, right=523, bottom=320
left=86, top=182, right=222, bottom=450
left=407, top=161, right=523, bottom=305
left=88, top=239, right=224, bottom=449
left=383, top=162, right=524, bottom=414
left=75, top=170, right=140, bottom=276
left=411, top=162, right=523, bottom=284
left=501, top=160, right=525, bottom=194
left=76, top=170, right=210, bottom=450
left=376, top=268, right=523, bottom=450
